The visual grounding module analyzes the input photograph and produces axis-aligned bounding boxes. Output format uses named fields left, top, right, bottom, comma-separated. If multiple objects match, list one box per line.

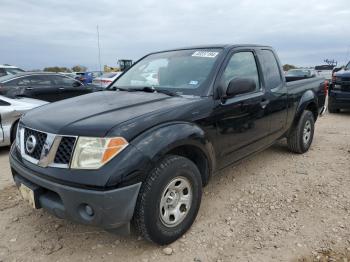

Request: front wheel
left=133, top=155, right=202, bottom=245
left=287, top=110, right=315, bottom=154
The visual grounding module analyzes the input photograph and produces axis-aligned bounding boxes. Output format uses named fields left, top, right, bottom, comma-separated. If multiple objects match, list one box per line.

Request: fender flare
left=130, top=121, right=216, bottom=185
left=293, top=90, right=318, bottom=127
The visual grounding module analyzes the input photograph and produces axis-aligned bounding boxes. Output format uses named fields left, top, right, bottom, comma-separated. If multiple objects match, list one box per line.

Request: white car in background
left=92, top=72, right=122, bottom=88
left=314, top=65, right=334, bottom=82
left=0, top=65, right=25, bottom=77
left=0, top=95, right=47, bottom=147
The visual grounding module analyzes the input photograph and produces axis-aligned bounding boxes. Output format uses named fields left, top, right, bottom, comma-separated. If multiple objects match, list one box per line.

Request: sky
left=1, top=0, right=350, bottom=70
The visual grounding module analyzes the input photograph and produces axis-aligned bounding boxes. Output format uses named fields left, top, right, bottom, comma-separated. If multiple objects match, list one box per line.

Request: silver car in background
left=0, top=96, right=47, bottom=147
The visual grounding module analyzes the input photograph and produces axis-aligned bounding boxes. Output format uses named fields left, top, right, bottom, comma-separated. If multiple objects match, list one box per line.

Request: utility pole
left=97, top=25, right=102, bottom=73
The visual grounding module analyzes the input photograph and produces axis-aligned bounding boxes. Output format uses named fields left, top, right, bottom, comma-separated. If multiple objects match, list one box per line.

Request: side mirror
left=226, top=78, right=256, bottom=98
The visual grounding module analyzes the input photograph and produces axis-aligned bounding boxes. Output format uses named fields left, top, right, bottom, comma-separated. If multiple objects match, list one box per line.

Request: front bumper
left=10, top=151, right=141, bottom=231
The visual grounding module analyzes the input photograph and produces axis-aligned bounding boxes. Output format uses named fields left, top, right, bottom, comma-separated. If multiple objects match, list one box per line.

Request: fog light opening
left=85, top=205, right=94, bottom=217
left=79, top=203, right=95, bottom=220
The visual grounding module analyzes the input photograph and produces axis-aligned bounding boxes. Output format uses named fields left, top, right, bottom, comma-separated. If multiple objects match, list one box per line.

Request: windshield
left=286, top=69, right=311, bottom=77
left=111, top=48, right=222, bottom=95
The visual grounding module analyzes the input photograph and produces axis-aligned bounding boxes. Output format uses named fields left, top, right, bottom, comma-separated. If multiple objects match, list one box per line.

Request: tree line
left=43, top=65, right=87, bottom=73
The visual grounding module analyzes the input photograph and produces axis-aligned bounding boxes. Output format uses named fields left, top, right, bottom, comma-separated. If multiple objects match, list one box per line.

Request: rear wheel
left=287, top=110, right=315, bottom=154
left=133, top=155, right=202, bottom=245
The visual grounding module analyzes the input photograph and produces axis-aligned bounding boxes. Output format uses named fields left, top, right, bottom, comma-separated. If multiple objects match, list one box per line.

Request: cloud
left=1, top=0, right=349, bottom=70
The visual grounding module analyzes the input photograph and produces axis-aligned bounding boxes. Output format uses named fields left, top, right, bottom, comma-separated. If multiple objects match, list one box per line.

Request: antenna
left=97, top=25, right=102, bottom=73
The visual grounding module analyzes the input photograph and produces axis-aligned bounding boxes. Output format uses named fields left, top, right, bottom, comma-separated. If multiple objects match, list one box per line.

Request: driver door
left=213, top=50, right=270, bottom=169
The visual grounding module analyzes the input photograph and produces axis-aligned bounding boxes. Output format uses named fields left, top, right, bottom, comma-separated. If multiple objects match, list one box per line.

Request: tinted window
left=221, top=51, right=260, bottom=91
left=53, top=75, right=81, bottom=87
left=17, top=75, right=53, bottom=86
left=0, top=99, right=10, bottom=106
left=0, top=68, right=6, bottom=77
left=259, top=50, right=283, bottom=89
left=3, top=79, right=19, bottom=86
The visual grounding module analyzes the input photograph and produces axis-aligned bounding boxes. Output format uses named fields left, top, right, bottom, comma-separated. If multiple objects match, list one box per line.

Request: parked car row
left=0, top=69, right=124, bottom=148
left=0, top=72, right=94, bottom=102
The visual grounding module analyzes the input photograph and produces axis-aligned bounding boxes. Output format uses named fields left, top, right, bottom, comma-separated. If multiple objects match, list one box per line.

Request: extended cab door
left=256, top=49, right=288, bottom=139
left=213, top=49, right=270, bottom=169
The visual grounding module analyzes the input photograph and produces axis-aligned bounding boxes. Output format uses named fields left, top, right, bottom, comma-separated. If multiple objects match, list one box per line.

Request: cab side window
left=221, top=52, right=260, bottom=92
left=17, top=75, right=52, bottom=87
left=53, top=76, right=82, bottom=87
left=259, top=50, right=283, bottom=89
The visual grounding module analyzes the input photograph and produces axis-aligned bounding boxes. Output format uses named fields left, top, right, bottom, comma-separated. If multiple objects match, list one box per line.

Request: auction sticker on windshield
left=192, top=51, right=219, bottom=58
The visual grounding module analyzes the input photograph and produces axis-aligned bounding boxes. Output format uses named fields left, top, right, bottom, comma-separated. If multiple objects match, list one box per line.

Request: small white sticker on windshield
left=192, top=51, right=219, bottom=58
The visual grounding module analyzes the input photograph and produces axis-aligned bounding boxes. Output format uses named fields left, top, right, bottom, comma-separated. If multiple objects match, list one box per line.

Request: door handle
left=59, top=87, right=65, bottom=90
left=25, top=87, right=33, bottom=90
left=260, top=99, right=269, bottom=109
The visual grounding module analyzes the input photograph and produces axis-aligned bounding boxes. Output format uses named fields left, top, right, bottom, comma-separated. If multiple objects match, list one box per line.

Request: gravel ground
left=0, top=111, right=349, bottom=262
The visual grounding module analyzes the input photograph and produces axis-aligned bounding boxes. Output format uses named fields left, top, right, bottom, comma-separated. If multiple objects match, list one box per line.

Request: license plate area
left=18, top=182, right=41, bottom=209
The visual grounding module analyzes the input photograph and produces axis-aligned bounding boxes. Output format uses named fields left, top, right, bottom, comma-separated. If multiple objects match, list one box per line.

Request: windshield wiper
left=114, top=86, right=179, bottom=97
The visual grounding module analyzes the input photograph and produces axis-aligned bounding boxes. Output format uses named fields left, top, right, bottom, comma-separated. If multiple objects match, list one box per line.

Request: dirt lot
left=0, top=112, right=349, bottom=262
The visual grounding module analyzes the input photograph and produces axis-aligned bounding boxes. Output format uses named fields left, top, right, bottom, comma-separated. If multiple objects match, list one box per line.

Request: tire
left=10, top=121, right=19, bottom=143
left=287, top=110, right=315, bottom=154
left=133, top=155, right=202, bottom=245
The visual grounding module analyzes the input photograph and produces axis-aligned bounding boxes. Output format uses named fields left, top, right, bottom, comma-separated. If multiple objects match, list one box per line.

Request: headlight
left=71, top=137, right=128, bottom=169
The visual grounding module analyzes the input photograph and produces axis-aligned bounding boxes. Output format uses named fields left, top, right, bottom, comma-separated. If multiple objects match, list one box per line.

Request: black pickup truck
left=329, top=61, right=350, bottom=112
left=10, top=45, right=327, bottom=245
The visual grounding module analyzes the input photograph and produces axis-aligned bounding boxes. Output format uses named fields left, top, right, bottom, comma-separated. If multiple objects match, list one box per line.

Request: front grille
left=341, top=85, right=350, bottom=92
left=24, top=128, right=47, bottom=160
left=342, top=77, right=350, bottom=82
left=54, top=137, right=76, bottom=164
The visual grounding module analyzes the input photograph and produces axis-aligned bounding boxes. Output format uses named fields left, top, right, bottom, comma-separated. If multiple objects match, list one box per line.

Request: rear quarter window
left=259, top=50, right=283, bottom=89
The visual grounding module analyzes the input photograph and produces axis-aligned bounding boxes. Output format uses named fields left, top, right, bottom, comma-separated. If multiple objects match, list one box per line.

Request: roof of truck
left=149, top=44, right=272, bottom=54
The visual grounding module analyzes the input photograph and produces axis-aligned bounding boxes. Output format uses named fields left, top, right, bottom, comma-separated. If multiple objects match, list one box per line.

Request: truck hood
left=21, top=91, right=197, bottom=137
